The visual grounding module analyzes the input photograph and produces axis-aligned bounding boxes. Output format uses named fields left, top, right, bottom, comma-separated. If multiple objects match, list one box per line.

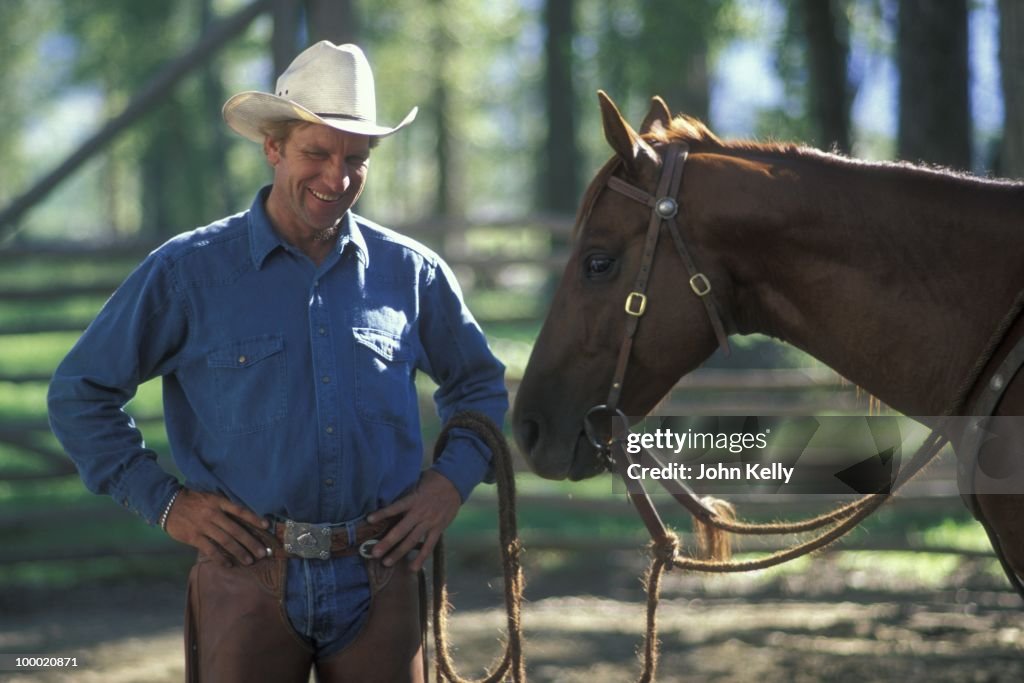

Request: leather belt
left=273, top=518, right=390, bottom=560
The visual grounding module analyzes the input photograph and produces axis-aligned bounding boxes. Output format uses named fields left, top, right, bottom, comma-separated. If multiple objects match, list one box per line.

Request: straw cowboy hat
left=223, top=41, right=417, bottom=143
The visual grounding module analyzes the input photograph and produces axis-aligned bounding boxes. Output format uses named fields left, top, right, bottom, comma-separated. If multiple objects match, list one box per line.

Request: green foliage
left=0, top=0, right=61, bottom=201
left=4, top=0, right=275, bottom=241
left=575, top=0, right=738, bottom=176
left=0, top=333, right=80, bottom=375
left=357, top=0, right=532, bottom=220
left=0, top=0, right=1003, bottom=594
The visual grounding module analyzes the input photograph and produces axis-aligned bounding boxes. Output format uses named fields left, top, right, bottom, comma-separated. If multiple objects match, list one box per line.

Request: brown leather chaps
left=184, top=546, right=424, bottom=682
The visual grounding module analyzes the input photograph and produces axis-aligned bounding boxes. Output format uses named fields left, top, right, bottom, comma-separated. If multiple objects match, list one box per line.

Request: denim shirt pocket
left=206, top=334, right=287, bottom=435
left=352, top=327, right=415, bottom=428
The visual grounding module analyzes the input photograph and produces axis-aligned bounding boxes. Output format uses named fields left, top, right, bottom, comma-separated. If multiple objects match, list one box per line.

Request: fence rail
left=0, top=236, right=974, bottom=571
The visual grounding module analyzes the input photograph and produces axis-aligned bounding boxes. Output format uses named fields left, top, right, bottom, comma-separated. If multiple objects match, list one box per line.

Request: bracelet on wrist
left=159, top=487, right=183, bottom=531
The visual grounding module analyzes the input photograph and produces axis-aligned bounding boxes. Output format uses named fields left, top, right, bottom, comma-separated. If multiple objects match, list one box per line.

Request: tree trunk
left=637, top=0, right=715, bottom=122
left=431, top=2, right=462, bottom=219
left=999, top=0, right=1024, bottom=178
left=202, top=0, right=236, bottom=214
left=272, top=0, right=300, bottom=82
left=305, top=0, right=358, bottom=46
left=541, top=0, right=579, bottom=214
left=802, top=0, right=850, bottom=153
left=897, top=0, right=970, bottom=169
left=141, top=132, right=168, bottom=239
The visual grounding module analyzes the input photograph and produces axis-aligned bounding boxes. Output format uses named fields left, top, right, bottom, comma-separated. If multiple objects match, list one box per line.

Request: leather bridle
left=559, top=141, right=1024, bottom=683
left=579, top=141, right=734, bottom=543
left=577, top=140, right=1024, bottom=595
left=582, top=142, right=730, bottom=462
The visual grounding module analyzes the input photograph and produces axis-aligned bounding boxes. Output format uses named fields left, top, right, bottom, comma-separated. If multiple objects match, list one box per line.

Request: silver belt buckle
left=282, top=520, right=333, bottom=560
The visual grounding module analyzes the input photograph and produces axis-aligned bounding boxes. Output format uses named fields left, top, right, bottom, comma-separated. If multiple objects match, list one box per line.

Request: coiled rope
left=431, top=411, right=525, bottom=683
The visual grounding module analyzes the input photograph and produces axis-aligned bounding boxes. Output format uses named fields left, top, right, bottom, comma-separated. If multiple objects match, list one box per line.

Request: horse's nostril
left=516, top=417, right=540, bottom=454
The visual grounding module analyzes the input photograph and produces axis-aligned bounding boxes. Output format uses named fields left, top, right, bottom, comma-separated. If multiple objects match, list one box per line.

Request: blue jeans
left=282, top=517, right=372, bottom=659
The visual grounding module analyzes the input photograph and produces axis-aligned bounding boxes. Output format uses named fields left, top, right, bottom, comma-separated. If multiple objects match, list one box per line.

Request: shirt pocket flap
left=207, top=334, right=285, bottom=369
left=352, top=327, right=411, bottom=362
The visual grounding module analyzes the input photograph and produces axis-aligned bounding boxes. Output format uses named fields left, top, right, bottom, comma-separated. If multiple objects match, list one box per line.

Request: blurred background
left=1, top=1, right=1023, bottom=681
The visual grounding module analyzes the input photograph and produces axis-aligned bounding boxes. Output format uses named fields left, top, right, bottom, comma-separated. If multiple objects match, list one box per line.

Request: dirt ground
left=2, top=547, right=1022, bottom=683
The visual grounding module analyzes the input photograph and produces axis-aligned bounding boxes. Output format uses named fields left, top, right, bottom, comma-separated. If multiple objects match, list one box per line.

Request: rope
left=694, top=493, right=878, bottom=536
left=423, top=282, right=1023, bottom=683
left=638, top=538, right=678, bottom=683
left=657, top=289, right=1024, bottom=546
left=686, top=428, right=946, bottom=572
left=629, top=426, right=951, bottom=682
left=430, top=412, right=526, bottom=683
left=624, top=295, right=1023, bottom=683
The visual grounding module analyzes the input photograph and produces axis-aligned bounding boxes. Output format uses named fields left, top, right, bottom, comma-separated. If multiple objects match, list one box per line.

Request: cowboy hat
left=223, top=41, right=417, bottom=142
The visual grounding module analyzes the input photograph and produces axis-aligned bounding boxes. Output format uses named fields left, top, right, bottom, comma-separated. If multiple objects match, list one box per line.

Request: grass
left=0, top=468, right=999, bottom=590
left=0, top=333, right=81, bottom=374
left=0, top=297, right=109, bottom=328
left=0, top=243, right=550, bottom=588
left=0, top=243, right=1000, bottom=592
left=0, top=382, right=50, bottom=421
left=0, top=255, right=142, bottom=289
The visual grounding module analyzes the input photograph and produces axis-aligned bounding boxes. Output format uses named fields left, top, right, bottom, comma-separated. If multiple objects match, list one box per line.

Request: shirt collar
left=248, top=186, right=279, bottom=269
left=248, top=186, right=370, bottom=270
left=344, top=212, right=370, bottom=269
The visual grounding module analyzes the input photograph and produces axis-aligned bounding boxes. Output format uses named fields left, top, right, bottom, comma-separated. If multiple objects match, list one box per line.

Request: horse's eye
left=586, top=255, right=615, bottom=277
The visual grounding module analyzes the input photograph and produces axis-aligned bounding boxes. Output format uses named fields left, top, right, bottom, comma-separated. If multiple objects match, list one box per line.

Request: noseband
left=583, top=142, right=732, bottom=464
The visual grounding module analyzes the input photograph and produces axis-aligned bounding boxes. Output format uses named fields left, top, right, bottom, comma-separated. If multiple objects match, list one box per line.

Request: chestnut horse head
left=513, top=91, right=1024, bottom=482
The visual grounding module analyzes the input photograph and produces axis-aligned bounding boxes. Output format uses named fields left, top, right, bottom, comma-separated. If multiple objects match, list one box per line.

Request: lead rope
left=431, top=412, right=526, bottom=683
left=631, top=287, right=1024, bottom=682
left=628, top=429, right=945, bottom=683
left=425, top=301, right=1024, bottom=683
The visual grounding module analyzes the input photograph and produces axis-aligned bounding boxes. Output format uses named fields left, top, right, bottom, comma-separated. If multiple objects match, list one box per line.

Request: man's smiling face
left=263, top=122, right=371, bottom=240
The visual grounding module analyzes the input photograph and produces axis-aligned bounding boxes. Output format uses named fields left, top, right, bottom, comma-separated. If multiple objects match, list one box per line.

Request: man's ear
left=263, top=136, right=281, bottom=166
left=598, top=90, right=659, bottom=178
left=639, top=96, right=671, bottom=135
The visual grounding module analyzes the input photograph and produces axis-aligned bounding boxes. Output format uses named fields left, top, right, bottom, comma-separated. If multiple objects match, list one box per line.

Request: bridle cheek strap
left=602, top=142, right=731, bottom=412
left=582, top=141, right=730, bottom=549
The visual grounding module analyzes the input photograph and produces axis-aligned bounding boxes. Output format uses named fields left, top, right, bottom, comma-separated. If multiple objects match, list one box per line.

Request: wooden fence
left=0, top=229, right=975, bottom=568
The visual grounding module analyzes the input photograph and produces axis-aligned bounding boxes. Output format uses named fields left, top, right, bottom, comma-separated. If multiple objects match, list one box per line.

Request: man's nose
left=321, top=162, right=351, bottom=194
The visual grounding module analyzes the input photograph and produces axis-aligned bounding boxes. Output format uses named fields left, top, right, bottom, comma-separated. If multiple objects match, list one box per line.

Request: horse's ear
left=598, top=90, right=659, bottom=177
left=639, top=96, right=671, bottom=135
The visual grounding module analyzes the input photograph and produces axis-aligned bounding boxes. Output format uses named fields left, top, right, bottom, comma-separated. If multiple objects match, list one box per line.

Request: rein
left=577, top=141, right=1024, bottom=682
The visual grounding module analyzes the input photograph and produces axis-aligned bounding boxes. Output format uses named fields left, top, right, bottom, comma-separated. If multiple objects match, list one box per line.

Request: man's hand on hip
left=164, top=488, right=270, bottom=567
left=366, top=469, right=461, bottom=572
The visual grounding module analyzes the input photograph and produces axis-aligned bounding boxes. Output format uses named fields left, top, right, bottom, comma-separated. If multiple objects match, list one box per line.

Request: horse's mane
left=645, top=115, right=1024, bottom=190
left=572, top=114, right=1022, bottom=239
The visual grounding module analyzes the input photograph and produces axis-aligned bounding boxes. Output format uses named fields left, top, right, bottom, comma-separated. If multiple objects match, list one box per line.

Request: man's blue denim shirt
left=48, top=187, right=508, bottom=525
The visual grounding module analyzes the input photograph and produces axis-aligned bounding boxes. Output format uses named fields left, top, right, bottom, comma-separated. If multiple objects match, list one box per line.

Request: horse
left=512, top=90, right=1024, bottom=594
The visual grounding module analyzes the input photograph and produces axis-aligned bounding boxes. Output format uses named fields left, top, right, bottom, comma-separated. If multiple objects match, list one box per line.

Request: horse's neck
left=703, top=151, right=1024, bottom=415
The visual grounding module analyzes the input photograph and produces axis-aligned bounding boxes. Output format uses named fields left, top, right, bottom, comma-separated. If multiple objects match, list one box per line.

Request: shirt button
left=326, top=426, right=335, bottom=434
left=321, top=375, right=331, bottom=384
left=238, top=355, right=247, bottom=364
left=324, top=478, right=334, bottom=486
left=319, top=327, right=327, bottom=336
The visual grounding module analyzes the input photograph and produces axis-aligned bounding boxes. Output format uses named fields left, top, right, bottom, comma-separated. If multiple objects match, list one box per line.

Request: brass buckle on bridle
left=689, top=273, right=712, bottom=297
left=624, top=292, right=647, bottom=316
